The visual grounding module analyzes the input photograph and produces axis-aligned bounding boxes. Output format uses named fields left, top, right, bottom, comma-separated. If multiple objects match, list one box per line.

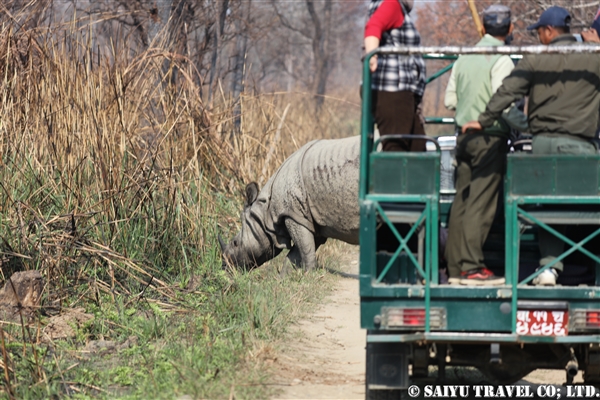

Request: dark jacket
left=479, top=35, right=600, bottom=139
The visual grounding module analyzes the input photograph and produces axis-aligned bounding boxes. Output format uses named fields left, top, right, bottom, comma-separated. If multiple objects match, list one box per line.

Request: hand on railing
left=581, top=28, right=600, bottom=43
left=369, top=55, right=378, bottom=72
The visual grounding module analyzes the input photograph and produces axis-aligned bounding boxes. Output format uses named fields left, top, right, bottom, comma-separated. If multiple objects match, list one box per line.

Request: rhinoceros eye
left=233, top=239, right=239, bottom=247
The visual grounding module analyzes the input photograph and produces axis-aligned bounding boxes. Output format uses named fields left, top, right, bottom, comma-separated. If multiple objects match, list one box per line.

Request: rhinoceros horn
left=218, top=234, right=226, bottom=252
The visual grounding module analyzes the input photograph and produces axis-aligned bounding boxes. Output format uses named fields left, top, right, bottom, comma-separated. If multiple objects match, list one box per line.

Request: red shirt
left=365, top=0, right=405, bottom=39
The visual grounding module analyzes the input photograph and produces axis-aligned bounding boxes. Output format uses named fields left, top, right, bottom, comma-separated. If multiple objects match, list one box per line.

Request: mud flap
left=585, top=345, right=600, bottom=384
left=366, top=341, right=410, bottom=390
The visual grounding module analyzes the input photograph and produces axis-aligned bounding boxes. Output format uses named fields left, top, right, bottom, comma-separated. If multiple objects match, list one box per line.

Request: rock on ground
left=0, top=270, right=43, bottom=320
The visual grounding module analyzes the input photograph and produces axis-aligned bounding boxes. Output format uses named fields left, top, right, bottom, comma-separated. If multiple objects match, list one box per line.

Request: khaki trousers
left=445, top=133, right=508, bottom=277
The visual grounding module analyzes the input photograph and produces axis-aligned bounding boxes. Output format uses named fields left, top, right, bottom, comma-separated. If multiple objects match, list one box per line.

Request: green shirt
left=445, top=34, right=527, bottom=135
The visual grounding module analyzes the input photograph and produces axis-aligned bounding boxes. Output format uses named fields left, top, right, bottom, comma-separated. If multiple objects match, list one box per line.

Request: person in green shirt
left=444, top=4, right=527, bottom=286
left=462, top=6, right=600, bottom=286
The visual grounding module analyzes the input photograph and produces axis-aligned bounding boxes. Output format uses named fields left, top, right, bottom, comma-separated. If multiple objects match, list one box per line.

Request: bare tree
left=230, top=0, right=252, bottom=131
left=1, top=0, right=59, bottom=34
left=306, top=0, right=332, bottom=110
left=207, top=0, right=230, bottom=103
left=272, top=0, right=334, bottom=111
left=6, top=0, right=360, bottom=143
left=147, top=1, right=172, bottom=46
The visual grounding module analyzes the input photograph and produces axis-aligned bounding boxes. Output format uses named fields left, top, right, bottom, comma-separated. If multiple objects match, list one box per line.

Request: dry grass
left=0, top=9, right=360, bottom=398
left=0, top=11, right=360, bottom=291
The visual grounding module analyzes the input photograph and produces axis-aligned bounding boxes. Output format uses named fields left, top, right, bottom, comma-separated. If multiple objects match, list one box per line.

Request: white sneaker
left=448, top=277, right=460, bottom=285
left=532, top=268, right=559, bottom=286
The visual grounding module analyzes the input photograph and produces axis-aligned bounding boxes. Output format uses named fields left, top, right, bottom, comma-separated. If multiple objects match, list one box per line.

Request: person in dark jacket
left=462, top=6, right=600, bottom=286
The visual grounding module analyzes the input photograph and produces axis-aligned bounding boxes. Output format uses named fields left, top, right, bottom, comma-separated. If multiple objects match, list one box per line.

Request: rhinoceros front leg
left=287, top=237, right=326, bottom=268
left=285, top=218, right=316, bottom=271
left=286, top=245, right=302, bottom=268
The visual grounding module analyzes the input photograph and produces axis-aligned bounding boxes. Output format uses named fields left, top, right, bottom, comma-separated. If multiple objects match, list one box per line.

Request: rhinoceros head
left=221, top=182, right=283, bottom=270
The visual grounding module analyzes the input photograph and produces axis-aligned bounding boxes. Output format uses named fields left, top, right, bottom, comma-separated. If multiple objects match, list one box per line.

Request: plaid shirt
left=368, top=0, right=426, bottom=97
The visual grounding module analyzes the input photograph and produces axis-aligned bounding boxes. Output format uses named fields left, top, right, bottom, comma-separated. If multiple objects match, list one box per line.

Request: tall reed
left=0, top=11, right=359, bottom=306
left=0, top=8, right=360, bottom=397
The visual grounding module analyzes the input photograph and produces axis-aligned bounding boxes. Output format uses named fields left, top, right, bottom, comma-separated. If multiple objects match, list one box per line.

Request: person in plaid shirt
left=364, top=0, right=427, bottom=152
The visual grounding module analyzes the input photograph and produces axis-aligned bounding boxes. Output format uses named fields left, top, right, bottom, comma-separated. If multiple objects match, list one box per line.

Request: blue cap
left=527, top=6, right=571, bottom=30
left=592, top=7, right=600, bottom=32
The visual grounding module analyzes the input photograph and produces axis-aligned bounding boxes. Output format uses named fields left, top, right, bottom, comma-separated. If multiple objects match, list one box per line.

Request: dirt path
left=270, top=252, right=365, bottom=400
left=269, top=250, right=586, bottom=400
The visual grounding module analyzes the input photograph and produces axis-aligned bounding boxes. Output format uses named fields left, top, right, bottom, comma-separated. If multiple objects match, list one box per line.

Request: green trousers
left=532, top=134, right=597, bottom=272
left=445, top=133, right=508, bottom=277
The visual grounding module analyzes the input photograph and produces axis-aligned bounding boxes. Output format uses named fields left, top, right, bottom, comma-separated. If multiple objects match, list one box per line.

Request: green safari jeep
left=359, top=46, right=600, bottom=399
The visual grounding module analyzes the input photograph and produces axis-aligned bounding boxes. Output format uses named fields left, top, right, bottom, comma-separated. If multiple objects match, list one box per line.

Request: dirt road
left=270, top=255, right=365, bottom=400
left=269, top=250, right=585, bottom=400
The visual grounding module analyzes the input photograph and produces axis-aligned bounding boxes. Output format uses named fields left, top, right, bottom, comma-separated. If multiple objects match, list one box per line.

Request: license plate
left=516, top=310, right=568, bottom=336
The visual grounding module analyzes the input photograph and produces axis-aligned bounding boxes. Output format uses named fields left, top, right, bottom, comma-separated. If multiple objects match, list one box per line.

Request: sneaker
left=459, top=267, right=505, bottom=286
left=532, top=267, right=559, bottom=286
left=448, top=277, right=461, bottom=285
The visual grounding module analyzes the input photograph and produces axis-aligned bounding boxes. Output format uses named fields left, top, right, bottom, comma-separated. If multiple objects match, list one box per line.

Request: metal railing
left=360, top=45, right=600, bottom=338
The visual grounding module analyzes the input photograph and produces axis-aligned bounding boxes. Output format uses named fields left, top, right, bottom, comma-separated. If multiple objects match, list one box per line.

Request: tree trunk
left=168, top=0, right=191, bottom=85
left=208, top=0, right=230, bottom=104
left=231, top=0, right=252, bottom=132
left=147, top=0, right=173, bottom=47
left=306, top=0, right=332, bottom=112
left=286, top=54, right=294, bottom=92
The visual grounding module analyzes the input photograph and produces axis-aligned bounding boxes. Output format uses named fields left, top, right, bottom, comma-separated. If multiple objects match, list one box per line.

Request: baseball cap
left=483, top=4, right=511, bottom=29
left=527, top=6, right=571, bottom=30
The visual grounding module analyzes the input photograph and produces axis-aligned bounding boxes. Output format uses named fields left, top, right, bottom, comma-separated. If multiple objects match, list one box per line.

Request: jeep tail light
left=380, top=307, right=447, bottom=330
left=403, top=309, right=426, bottom=326
left=571, top=309, right=600, bottom=331
left=587, top=311, right=600, bottom=328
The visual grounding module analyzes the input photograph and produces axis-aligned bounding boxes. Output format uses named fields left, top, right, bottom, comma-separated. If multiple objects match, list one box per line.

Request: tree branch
left=271, top=0, right=312, bottom=39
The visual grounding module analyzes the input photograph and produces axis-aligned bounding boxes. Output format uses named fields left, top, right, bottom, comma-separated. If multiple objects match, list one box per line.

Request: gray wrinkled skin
left=222, top=136, right=360, bottom=271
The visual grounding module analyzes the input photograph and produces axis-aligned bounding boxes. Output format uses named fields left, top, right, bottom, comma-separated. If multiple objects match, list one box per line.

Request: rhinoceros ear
left=244, top=182, right=259, bottom=207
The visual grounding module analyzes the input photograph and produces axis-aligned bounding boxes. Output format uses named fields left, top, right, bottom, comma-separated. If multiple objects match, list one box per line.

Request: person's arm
left=582, top=28, right=600, bottom=43
left=364, top=36, right=380, bottom=72
left=491, top=56, right=528, bottom=132
left=444, top=65, right=457, bottom=110
left=364, top=0, right=404, bottom=72
left=478, top=56, right=534, bottom=129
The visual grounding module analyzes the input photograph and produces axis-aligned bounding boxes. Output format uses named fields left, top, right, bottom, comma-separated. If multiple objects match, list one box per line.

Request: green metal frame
left=423, top=53, right=455, bottom=125
left=360, top=148, right=440, bottom=331
left=360, top=52, right=441, bottom=333
left=360, top=48, right=600, bottom=344
left=367, top=332, right=600, bottom=344
left=374, top=202, right=426, bottom=283
left=421, top=53, right=521, bottom=126
left=505, top=154, right=600, bottom=334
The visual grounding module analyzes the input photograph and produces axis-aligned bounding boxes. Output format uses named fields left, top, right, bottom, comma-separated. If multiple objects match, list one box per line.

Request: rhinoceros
left=220, top=135, right=360, bottom=271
